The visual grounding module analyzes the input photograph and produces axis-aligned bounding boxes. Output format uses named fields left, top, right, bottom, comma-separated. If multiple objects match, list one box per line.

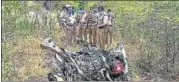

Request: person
left=44, top=0, right=52, bottom=11
left=96, top=5, right=107, bottom=50
left=88, top=5, right=99, bottom=44
left=76, top=4, right=85, bottom=41
left=59, top=4, right=75, bottom=22
left=77, top=4, right=86, bottom=23
left=98, top=5, right=104, bottom=19
left=104, top=9, right=114, bottom=45
left=91, top=5, right=103, bottom=21
left=98, top=7, right=112, bottom=28
left=106, top=9, right=112, bottom=25
left=68, top=6, right=75, bottom=16
left=60, top=4, right=76, bottom=25
left=91, top=5, right=98, bottom=14
left=60, top=4, right=74, bottom=18
left=60, top=4, right=76, bottom=45
left=60, top=5, right=68, bottom=21
left=64, top=5, right=76, bottom=25
left=77, top=4, right=85, bottom=14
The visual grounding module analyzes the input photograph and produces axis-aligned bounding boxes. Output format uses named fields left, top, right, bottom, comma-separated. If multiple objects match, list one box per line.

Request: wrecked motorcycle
left=40, top=38, right=129, bottom=81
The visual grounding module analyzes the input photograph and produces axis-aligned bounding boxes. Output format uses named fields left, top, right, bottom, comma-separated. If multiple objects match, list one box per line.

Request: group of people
left=59, top=4, right=115, bottom=50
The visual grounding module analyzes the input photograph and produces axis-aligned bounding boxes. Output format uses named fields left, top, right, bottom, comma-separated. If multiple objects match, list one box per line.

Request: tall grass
left=2, top=1, right=179, bottom=81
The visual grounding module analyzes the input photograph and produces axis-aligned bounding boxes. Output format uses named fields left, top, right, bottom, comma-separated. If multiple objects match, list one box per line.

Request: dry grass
left=3, top=1, right=178, bottom=81
left=2, top=34, right=51, bottom=81
left=16, top=36, right=50, bottom=81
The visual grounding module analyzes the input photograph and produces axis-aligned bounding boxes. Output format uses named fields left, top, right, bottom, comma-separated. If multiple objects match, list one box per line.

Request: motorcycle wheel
left=113, top=72, right=128, bottom=81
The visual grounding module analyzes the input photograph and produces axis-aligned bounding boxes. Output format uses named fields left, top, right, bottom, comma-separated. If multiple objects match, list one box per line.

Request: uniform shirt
left=81, top=12, right=87, bottom=23
left=60, top=10, right=68, bottom=22
left=99, top=11, right=104, bottom=20
left=103, top=12, right=108, bottom=25
left=94, top=12, right=100, bottom=18
left=67, top=8, right=75, bottom=16
left=93, top=11, right=104, bottom=20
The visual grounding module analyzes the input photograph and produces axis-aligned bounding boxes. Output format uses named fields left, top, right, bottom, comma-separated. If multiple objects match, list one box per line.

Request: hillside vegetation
left=2, top=1, right=179, bottom=81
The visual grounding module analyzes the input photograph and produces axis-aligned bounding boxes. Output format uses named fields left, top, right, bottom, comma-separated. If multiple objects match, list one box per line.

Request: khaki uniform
left=98, top=28, right=106, bottom=50
left=91, top=27, right=97, bottom=44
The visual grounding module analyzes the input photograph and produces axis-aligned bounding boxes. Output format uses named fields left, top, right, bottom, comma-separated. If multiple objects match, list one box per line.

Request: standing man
left=76, top=4, right=85, bottom=42
left=105, top=9, right=114, bottom=46
left=44, top=0, right=52, bottom=11
left=90, top=5, right=99, bottom=45
left=96, top=5, right=106, bottom=50
left=89, top=5, right=98, bottom=44
left=62, top=4, right=76, bottom=46
left=68, top=6, right=77, bottom=43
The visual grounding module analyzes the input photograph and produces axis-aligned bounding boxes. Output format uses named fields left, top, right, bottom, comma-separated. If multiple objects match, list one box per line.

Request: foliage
left=2, top=1, right=179, bottom=81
